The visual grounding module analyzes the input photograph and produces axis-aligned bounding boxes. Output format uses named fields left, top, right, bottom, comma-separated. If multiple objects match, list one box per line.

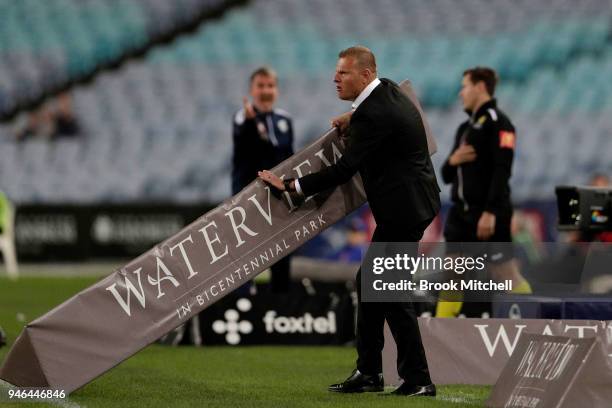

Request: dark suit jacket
left=298, top=78, right=441, bottom=228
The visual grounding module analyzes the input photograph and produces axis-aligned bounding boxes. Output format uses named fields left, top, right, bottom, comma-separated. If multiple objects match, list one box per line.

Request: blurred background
left=0, top=0, right=612, bottom=340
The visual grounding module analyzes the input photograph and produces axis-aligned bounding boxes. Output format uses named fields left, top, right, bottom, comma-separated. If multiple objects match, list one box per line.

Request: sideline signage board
left=486, top=334, right=612, bottom=408
left=0, top=128, right=366, bottom=393
left=383, top=318, right=612, bottom=386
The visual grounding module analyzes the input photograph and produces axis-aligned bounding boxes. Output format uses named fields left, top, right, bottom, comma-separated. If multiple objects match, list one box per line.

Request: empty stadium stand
left=0, top=0, right=611, bottom=205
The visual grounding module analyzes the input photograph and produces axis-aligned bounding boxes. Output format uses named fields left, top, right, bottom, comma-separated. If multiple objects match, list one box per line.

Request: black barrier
left=159, top=282, right=438, bottom=346
left=159, top=286, right=356, bottom=346
left=15, top=203, right=214, bottom=261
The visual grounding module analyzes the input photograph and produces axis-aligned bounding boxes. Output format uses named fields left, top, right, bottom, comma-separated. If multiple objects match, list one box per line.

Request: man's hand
left=258, top=170, right=285, bottom=191
left=477, top=211, right=496, bottom=240
left=449, top=144, right=477, bottom=166
left=243, top=96, right=256, bottom=119
left=331, top=111, right=353, bottom=135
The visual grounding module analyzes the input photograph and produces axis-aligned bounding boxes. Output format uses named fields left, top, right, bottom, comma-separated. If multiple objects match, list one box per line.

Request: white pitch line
left=0, top=379, right=82, bottom=408
left=437, top=395, right=481, bottom=405
left=383, top=386, right=483, bottom=405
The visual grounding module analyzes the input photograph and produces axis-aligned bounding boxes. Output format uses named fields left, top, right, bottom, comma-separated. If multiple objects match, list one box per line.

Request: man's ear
left=361, top=68, right=372, bottom=83
left=476, top=81, right=488, bottom=95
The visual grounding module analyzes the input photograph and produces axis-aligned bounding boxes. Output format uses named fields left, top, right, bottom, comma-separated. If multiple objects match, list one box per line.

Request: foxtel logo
left=263, top=311, right=337, bottom=334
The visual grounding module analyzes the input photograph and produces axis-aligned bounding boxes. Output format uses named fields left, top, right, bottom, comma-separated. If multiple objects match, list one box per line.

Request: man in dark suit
left=259, top=46, right=440, bottom=397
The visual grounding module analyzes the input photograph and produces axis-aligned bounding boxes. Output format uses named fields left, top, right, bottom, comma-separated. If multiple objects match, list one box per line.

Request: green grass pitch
left=0, top=275, right=491, bottom=407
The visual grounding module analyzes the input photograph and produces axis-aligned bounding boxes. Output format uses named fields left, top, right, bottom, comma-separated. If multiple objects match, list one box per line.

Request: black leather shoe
left=328, top=369, right=384, bottom=393
left=389, top=383, right=436, bottom=396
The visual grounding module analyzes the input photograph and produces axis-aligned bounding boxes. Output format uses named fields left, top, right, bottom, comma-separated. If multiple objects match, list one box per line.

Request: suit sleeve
left=298, top=113, right=386, bottom=196
left=440, top=127, right=462, bottom=184
left=485, top=119, right=515, bottom=214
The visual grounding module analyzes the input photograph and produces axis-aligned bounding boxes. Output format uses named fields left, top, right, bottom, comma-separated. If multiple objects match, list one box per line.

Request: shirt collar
left=469, top=98, right=497, bottom=121
left=351, top=78, right=381, bottom=110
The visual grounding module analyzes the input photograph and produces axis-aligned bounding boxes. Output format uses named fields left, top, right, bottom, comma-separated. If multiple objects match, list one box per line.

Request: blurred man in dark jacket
left=437, top=67, right=531, bottom=318
left=232, top=67, right=294, bottom=293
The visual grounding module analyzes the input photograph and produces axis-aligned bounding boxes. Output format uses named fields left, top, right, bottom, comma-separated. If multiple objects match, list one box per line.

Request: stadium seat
left=1, top=0, right=612, bottom=204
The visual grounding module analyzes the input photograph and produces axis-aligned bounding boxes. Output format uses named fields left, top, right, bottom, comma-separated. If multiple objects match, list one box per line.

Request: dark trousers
left=355, top=220, right=432, bottom=386
left=270, top=255, right=290, bottom=293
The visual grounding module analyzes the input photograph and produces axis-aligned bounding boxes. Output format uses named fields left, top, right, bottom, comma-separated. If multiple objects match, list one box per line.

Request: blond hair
left=338, top=46, right=377, bottom=73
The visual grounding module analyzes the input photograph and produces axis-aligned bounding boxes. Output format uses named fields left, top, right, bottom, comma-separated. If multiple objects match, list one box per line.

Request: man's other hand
left=449, top=144, right=477, bottom=166
left=243, top=96, right=256, bottom=119
left=331, top=111, right=353, bottom=135
left=477, top=211, right=496, bottom=240
left=258, top=170, right=284, bottom=191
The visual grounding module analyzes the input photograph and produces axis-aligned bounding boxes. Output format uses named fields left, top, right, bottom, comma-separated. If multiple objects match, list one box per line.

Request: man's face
left=250, top=74, right=278, bottom=112
left=459, top=74, right=482, bottom=112
left=334, top=57, right=367, bottom=101
left=591, top=175, right=609, bottom=187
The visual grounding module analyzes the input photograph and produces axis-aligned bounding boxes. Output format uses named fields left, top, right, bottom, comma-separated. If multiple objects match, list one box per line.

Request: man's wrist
left=283, top=179, right=294, bottom=192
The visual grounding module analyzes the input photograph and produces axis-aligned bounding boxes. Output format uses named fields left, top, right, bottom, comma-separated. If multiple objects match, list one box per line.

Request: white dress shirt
left=351, top=77, right=381, bottom=110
